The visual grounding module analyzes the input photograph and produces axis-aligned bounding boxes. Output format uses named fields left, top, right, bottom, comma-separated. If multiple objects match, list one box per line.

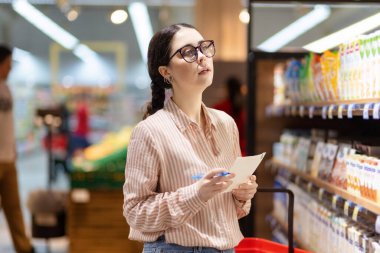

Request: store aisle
left=0, top=150, right=69, bottom=253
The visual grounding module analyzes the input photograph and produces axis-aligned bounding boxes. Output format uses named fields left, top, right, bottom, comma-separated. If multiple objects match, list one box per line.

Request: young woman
left=123, top=23, right=258, bottom=253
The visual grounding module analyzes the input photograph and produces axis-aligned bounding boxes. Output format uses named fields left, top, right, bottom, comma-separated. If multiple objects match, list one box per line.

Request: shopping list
left=224, top=152, right=266, bottom=192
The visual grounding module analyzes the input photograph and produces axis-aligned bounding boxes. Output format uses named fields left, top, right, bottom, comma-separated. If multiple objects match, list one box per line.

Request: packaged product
left=330, top=143, right=352, bottom=189
left=320, top=50, right=340, bottom=101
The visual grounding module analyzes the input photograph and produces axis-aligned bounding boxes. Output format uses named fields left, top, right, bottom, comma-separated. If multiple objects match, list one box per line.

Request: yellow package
left=320, top=50, right=340, bottom=100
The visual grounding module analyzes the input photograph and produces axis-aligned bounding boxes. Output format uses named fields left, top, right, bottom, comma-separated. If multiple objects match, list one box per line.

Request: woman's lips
left=199, top=69, right=210, bottom=74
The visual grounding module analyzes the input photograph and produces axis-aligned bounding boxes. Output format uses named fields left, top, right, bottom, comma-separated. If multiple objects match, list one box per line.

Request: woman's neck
left=172, top=93, right=203, bottom=126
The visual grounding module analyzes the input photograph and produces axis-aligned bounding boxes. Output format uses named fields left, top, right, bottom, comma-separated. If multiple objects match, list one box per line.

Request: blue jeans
left=143, top=236, right=235, bottom=253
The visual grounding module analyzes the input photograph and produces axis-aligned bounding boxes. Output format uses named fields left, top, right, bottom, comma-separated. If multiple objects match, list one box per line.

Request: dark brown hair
left=143, top=23, right=196, bottom=119
left=0, top=44, right=12, bottom=63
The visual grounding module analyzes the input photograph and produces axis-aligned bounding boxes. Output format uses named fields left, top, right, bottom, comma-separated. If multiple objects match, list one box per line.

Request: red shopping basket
left=235, top=188, right=313, bottom=253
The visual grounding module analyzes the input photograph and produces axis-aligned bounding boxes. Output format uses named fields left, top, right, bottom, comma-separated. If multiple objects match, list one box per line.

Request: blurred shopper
left=213, top=76, right=246, bottom=155
left=68, top=95, right=90, bottom=158
left=53, top=102, right=71, bottom=176
left=123, top=23, right=258, bottom=252
left=0, top=44, right=35, bottom=253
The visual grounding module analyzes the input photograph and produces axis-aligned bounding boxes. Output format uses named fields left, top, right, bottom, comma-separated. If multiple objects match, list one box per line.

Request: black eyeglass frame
left=168, top=40, right=215, bottom=63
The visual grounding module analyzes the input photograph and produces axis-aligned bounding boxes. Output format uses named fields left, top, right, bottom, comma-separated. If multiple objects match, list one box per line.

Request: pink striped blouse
left=123, top=98, right=251, bottom=250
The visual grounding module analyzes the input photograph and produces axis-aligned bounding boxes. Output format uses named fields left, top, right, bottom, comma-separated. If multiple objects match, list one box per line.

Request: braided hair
left=0, top=44, right=12, bottom=64
left=143, top=23, right=196, bottom=119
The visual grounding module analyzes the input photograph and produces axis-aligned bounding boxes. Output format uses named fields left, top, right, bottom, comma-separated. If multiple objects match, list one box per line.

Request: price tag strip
left=373, top=103, right=380, bottom=120
left=352, top=206, right=363, bottom=222
left=344, top=200, right=352, bottom=216
left=363, top=103, right=374, bottom=120
left=328, top=105, right=336, bottom=119
left=347, top=104, right=357, bottom=119
left=322, top=106, right=328, bottom=119
left=338, top=105, right=347, bottom=119
left=309, top=106, right=315, bottom=119
left=299, top=106, right=305, bottom=117
left=332, top=195, right=341, bottom=210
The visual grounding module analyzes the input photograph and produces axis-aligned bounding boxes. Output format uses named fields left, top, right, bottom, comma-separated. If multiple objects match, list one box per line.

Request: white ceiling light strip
left=128, top=2, right=153, bottom=63
left=257, top=5, right=331, bottom=52
left=12, top=0, right=98, bottom=62
left=304, top=11, right=380, bottom=53
left=73, top=44, right=100, bottom=64
left=12, top=0, right=79, bottom=49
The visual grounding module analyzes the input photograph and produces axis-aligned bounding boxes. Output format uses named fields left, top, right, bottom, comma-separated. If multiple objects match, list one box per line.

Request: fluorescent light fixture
left=128, top=2, right=153, bottom=63
left=13, top=47, right=32, bottom=62
left=12, top=0, right=99, bottom=62
left=12, top=0, right=79, bottom=49
left=73, top=44, right=99, bottom=63
left=304, top=11, right=380, bottom=53
left=257, top=5, right=331, bottom=52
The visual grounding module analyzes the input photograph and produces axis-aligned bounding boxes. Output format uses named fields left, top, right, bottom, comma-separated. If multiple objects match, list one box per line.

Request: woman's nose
left=197, top=50, right=206, bottom=64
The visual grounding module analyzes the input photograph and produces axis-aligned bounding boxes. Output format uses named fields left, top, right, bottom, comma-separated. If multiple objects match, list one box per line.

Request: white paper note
left=224, top=152, right=266, bottom=192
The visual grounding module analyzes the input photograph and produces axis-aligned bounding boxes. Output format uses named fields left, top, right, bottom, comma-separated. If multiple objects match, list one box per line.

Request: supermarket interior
left=1, top=0, right=380, bottom=252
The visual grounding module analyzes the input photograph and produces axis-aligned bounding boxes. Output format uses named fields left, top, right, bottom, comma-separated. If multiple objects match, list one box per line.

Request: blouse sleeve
left=231, top=120, right=252, bottom=218
left=122, top=123, right=207, bottom=233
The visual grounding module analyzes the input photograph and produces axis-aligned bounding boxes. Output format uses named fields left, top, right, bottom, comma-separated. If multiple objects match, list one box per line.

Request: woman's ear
left=158, top=66, right=170, bottom=79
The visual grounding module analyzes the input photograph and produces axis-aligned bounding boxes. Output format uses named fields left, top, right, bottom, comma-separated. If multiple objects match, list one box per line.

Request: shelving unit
left=266, top=100, right=380, bottom=119
left=247, top=0, right=380, bottom=247
left=269, top=213, right=312, bottom=251
left=271, top=159, right=380, bottom=220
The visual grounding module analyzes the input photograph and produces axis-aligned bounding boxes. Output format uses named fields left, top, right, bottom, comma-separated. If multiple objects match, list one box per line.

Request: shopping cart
left=235, top=188, right=313, bottom=253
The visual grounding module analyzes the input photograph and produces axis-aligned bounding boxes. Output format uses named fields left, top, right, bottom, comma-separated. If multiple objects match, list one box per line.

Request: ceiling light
left=304, top=11, right=380, bottom=53
left=67, top=8, right=79, bottom=21
left=12, top=0, right=79, bottom=49
left=257, top=5, right=331, bottom=52
left=128, top=2, right=153, bottom=63
left=111, top=9, right=128, bottom=24
left=12, top=0, right=99, bottom=63
left=239, top=9, right=250, bottom=24
left=73, top=44, right=99, bottom=64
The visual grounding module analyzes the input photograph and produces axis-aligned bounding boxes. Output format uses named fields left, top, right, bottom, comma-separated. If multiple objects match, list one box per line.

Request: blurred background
left=0, top=0, right=380, bottom=252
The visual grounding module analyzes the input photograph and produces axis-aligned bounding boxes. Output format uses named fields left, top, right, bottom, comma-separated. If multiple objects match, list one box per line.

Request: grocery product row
left=273, top=175, right=380, bottom=253
left=272, top=29, right=380, bottom=105
left=273, top=129, right=380, bottom=206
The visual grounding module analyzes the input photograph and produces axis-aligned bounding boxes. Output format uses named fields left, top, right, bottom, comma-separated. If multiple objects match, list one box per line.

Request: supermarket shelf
left=273, top=99, right=380, bottom=107
left=269, top=213, right=313, bottom=252
left=271, top=158, right=380, bottom=215
left=266, top=99, right=380, bottom=119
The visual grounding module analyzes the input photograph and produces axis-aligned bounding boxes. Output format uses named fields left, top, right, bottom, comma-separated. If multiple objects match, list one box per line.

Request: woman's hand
left=232, top=175, right=258, bottom=202
left=196, top=169, right=235, bottom=202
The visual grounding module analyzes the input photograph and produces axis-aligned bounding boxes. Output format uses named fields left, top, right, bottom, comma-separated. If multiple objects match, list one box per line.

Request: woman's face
left=166, top=27, right=214, bottom=93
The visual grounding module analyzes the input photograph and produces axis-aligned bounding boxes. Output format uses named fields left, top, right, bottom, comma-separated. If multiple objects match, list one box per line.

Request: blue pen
left=191, top=171, right=231, bottom=180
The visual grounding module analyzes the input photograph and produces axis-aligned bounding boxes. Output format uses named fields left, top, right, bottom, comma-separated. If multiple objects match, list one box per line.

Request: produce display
left=70, top=126, right=133, bottom=189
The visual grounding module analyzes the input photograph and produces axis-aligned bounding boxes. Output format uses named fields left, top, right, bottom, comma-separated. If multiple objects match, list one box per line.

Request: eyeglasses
left=169, top=40, right=215, bottom=63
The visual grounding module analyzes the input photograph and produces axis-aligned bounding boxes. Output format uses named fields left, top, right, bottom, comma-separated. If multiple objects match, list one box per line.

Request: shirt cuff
left=233, top=197, right=246, bottom=208
left=179, top=184, right=207, bottom=214
left=232, top=195, right=251, bottom=218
